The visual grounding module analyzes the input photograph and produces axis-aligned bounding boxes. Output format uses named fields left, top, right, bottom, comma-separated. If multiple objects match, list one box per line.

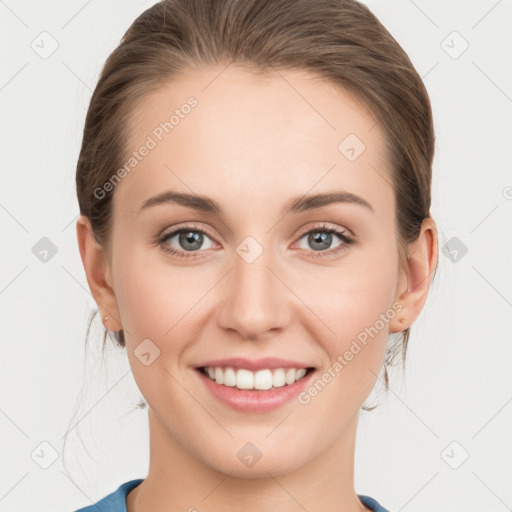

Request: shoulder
left=358, top=494, right=392, bottom=512
left=73, top=479, right=144, bottom=512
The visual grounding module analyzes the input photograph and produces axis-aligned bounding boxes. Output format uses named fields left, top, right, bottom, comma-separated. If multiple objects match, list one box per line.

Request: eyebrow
left=137, top=190, right=374, bottom=217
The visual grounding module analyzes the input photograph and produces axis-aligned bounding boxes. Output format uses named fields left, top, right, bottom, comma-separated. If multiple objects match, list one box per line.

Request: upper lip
left=195, top=357, right=314, bottom=372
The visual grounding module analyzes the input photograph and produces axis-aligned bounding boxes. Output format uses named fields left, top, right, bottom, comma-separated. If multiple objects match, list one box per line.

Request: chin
left=200, top=439, right=310, bottom=479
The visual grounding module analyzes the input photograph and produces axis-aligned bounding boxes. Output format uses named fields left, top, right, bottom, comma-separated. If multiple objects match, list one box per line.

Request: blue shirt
left=73, top=478, right=391, bottom=512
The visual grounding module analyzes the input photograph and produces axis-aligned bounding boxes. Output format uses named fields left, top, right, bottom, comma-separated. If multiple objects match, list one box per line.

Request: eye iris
left=179, top=231, right=203, bottom=251
left=309, top=231, right=332, bottom=251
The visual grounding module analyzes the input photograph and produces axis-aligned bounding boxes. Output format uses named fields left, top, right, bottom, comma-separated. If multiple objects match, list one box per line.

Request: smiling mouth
left=198, top=366, right=315, bottom=391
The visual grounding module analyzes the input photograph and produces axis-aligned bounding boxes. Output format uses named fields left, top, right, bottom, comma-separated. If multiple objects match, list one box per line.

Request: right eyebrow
left=138, top=191, right=222, bottom=216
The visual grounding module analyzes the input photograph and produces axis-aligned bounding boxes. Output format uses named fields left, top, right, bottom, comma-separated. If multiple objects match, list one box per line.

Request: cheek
left=304, top=250, right=398, bottom=343
left=301, top=246, right=399, bottom=399
left=113, top=251, right=202, bottom=404
left=111, top=246, right=198, bottom=346
left=297, top=268, right=396, bottom=419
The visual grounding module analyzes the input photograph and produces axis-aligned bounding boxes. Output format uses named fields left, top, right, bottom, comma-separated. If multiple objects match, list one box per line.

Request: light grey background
left=1, top=1, right=511, bottom=511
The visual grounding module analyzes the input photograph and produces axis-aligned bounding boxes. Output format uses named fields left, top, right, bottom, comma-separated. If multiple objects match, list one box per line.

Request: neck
left=127, top=407, right=369, bottom=512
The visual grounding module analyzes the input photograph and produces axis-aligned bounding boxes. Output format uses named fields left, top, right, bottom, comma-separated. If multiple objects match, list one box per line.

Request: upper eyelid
left=160, top=223, right=217, bottom=242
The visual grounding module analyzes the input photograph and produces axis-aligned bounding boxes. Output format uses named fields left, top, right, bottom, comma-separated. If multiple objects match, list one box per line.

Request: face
left=97, top=65, right=407, bottom=477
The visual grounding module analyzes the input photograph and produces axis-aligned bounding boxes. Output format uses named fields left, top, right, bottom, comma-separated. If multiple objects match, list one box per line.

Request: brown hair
left=76, top=0, right=438, bottom=401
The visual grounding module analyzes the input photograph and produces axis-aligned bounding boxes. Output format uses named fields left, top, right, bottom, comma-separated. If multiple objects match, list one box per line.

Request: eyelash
left=157, top=222, right=356, bottom=260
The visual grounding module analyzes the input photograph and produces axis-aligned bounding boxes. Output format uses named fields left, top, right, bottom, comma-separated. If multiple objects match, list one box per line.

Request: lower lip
left=196, top=368, right=315, bottom=413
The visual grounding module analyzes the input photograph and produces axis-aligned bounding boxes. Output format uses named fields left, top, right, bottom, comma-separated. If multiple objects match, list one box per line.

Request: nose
left=216, top=241, right=291, bottom=341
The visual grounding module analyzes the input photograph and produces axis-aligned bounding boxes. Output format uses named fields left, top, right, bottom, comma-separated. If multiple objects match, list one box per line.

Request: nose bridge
left=217, top=234, right=288, bottom=339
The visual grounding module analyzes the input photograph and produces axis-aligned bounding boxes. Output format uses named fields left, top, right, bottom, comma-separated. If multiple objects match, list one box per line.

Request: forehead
left=116, top=65, right=393, bottom=219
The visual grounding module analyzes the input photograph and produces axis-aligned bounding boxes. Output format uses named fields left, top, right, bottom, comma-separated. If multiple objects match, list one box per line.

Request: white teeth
left=223, top=367, right=237, bottom=387
left=272, top=368, right=286, bottom=388
left=296, top=368, right=307, bottom=380
left=254, top=369, right=273, bottom=390
left=202, top=366, right=310, bottom=390
left=214, top=367, right=224, bottom=385
left=285, top=368, right=296, bottom=385
left=236, top=369, right=254, bottom=389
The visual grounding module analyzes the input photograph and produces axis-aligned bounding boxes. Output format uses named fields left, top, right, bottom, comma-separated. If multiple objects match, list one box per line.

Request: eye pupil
left=180, top=231, right=203, bottom=251
left=309, top=231, right=331, bottom=251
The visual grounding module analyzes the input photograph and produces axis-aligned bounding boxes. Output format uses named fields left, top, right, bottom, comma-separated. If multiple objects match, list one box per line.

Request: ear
left=389, top=217, right=438, bottom=334
left=76, top=215, right=122, bottom=331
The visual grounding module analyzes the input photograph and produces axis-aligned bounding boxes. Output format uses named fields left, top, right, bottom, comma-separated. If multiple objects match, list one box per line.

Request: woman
left=72, top=0, right=439, bottom=510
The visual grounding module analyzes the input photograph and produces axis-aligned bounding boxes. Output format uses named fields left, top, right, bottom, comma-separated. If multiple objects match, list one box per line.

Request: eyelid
left=158, top=222, right=218, bottom=242
left=296, top=221, right=353, bottom=238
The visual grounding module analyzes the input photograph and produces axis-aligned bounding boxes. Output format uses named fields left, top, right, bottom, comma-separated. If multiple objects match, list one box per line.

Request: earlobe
left=389, top=217, right=438, bottom=334
left=76, top=215, right=122, bottom=331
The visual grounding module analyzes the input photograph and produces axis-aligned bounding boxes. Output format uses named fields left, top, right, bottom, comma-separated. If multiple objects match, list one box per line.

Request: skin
left=77, top=65, right=438, bottom=512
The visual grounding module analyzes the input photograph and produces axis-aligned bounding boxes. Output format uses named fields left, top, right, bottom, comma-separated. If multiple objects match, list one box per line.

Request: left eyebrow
left=283, top=191, right=374, bottom=215
left=137, top=190, right=374, bottom=217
